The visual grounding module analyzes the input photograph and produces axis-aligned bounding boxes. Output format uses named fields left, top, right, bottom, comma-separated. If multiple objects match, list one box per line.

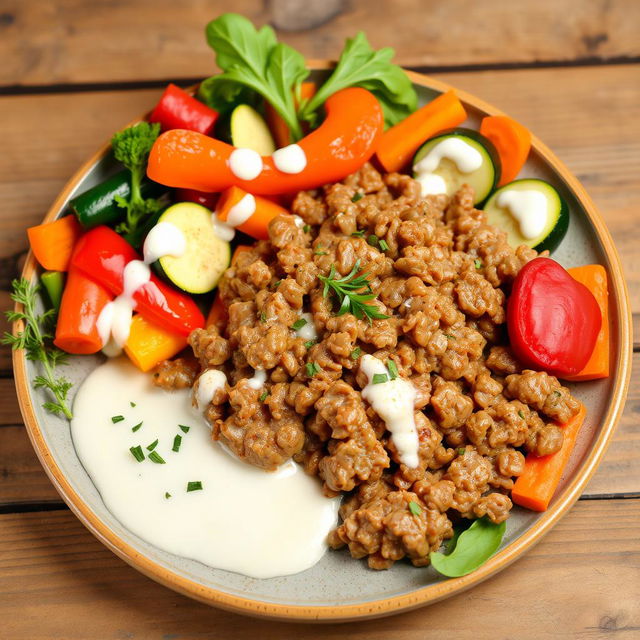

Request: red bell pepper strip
left=71, top=226, right=204, bottom=336
left=507, top=257, right=601, bottom=377
left=146, top=87, right=384, bottom=196
left=149, top=83, right=219, bottom=135
left=54, top=265, right=113, bottom=354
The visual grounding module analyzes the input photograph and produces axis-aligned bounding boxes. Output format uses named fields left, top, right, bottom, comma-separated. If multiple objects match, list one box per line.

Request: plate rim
left=11, top=61, right=632, bottom=622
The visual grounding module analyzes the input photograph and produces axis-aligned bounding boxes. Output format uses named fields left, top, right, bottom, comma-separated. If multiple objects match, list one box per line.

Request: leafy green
left=111, top=122, right=163, bottom=240
left=2, top=278, right=73, bottom=419
left=298, top=32, right=417, bottom=128
left=201, top=14, right=308, bottom=140
left=430, top=517, right=506, bottom=578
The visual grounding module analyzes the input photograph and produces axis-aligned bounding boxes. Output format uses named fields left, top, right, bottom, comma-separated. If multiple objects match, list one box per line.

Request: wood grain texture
left=0, top=500, right=638, bottom=639
left=0, top=0, right=638, bottom=86
left=2, top=350, right=639, bottom=506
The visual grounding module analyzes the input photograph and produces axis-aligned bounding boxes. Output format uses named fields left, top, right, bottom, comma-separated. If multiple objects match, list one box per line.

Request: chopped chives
left=350, top=347, right=362, bottom=360
left=148, top=451, right=166, bottom=464
left=165, top=492, right=171, bottom=499
left=273, top=280, right=282, bottom=289
left=518, top=410, right=525, bottom=419
left=314, top=247, right=328, bottom=256
left=130, top=401, right=136, bottom=408
left=306, top=362, right=320, bottom=377
left=372, top=373, right=388, bottom=384
left=303, top=224, right=311, bottom=233
left=131, top=422, right=143, bottom=433
left=474, top=259, right=483, bottom=269
left=351, top=230, right=365, bottom=238
left=179, top=425, right=190, bottom=433
left=291, top=318, right=307, bottom=331
left=458, top=448, right=466, bottom=456
left=187, top=481, right=203, bottom=492
left=387, top=360, right=399, bottom=380
left=259, top=390, right=269, bottom=402
left=367, top=234, right=379, bottom=248
left=379, top=239, right=389, bottom=252
left=129, top=446, right=144, bottom=462
left=351, top=192, right=364, bottom=202
left=304, top=340, right=316, bottom=349
left=146, top=439, right=159, bottom=451
left=172, top=434, right=182, bottom=452
left=111, top=415, right=125, bottom=424
left=409, top=501, right=422, bottom=516
left=259, top=310, right=267, bottom=323
left=444, top=333, right=456, bottom=340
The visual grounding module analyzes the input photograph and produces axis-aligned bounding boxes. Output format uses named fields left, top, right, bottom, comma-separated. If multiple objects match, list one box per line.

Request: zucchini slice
left=483, top=179, right=569, bottom=253
left=412, top=128, right=501, bottom=205
left=153, top=202, right=231, bottom=294
left=219, top=104, right=276, bottom=155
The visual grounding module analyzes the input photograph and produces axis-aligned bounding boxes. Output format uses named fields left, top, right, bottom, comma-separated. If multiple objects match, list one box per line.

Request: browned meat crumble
left=153, top=164, right=581, bottom=570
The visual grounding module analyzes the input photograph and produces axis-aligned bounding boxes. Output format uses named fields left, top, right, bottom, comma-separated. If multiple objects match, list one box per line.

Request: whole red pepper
left=146, top=87, right=384, bottom=195
left=149, top=83, right=219, bottom=135
left=71, top=226, right=204, bottom=336
left=507, top=257, right=601, bottom=377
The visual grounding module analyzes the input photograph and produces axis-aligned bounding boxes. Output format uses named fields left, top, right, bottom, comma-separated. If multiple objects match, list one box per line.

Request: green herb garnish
left=3, top=278, right=73, bottom=419
left=314, top=247, right=328, bottom=256
left=458, top=448, right=466, bottom=456
left=306, top=362, right=321, bottom=377
left=273, top=280, right=282, bottom=289
left=259, top=310, right=267, bottom=323
left=172, top=434, right=182, bottom=452
left=351, top=192, right=364, bottom=203
left=179, top=425, right=191, bottom=433
left=146, top=439, right=159, bottom=451
left=518, top=410, right=525, bottom=419
left=165, top=492, right=171, bottom=499
left=444, top=333, right=456, bottom=340
left=474, top=259, right=483, bottom=269
left=111, top=122, right=162, bottom=241
left=291, top=318, right=307, bottom=331
left=387, top=359, right=399, bottom=380
left=187, top=481, right=203, bottom=492
left=409, top=501, right=422, bottom=516
left=111, top=415, right=125, bottom=424
left=350, top=347, right=362, bottom=360
left=304, top=340, right=316, bottom=350
left=351, top=230, right=366, bottom=238
left=372, top=373, right=388, bottom=384
left=148, top=451, right=166, bottom=464
left=131, top=422, right=143, bottom=433
left=129, top=446, right=145, bottom=462
left=379, top=238, right=390, bottom=252
left=367, top=234, right=379, bottom=248
left=303, top=224, right=311, bottom=233
left=318, top=260, right=389, bottom=323
left=130, top=401, right=137, bottom=408
left=259, top=390, right=269, bottom=402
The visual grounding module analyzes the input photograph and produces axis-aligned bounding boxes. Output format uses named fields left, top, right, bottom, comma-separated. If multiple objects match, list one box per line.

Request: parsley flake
left=259, top=390, right=269, bottom=402
left=314, top=247, right=328, bottom=256
left=259, top=310, right=267, bottom=323
left=350, top=347, right=362, bottom=360
left=518, top=410, right=525, bottom=419
left=291, top=318, right=307, bottom=331
left=306, top=362, right=321, bottom=377
left=304, top=340, right=317, bottom=349
left=458, top=448, right=466, bottom=456
left=303, top=224, right=311, bottom=233
left=130, top=401, right=136, bottom=408
left=179, top=425, right=190, bottom=433
left=409, top=501, right=422, bottom=516
left=372, top=373, right=388, bottom=384
left=351, top=192, right=364, bottom=203
left=165, top=492, right=171, bottom=499
left=351, top=230, right=366, bottom=238
left=474, top=259, right=483, bottom=269
left=187, top=481, right=203, bottom=492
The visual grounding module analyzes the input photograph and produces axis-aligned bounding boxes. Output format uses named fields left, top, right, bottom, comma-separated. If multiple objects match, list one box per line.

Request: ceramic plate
left=13, top=65, right=632, bottom=621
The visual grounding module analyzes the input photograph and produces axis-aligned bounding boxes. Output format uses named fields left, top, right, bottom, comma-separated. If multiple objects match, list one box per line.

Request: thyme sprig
left=318, top=259, right=389, bottom=324
left=2, top=278, right=73, bottom=419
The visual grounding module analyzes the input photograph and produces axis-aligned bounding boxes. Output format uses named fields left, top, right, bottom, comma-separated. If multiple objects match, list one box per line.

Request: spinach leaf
left=203, top=13, right=307, bottom=140
left=299, top=32, right=417, bottom=128
left=430, top=517, right=506, bottom=578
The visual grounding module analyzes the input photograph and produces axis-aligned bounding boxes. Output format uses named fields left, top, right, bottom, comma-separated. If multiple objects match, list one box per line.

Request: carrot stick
left=206, top=294, right=227, bottom=330
left=480, top=115, right=532, bottom=186
left=376, top=90, right=467, bottom=173
left=216, top=186, right=289, bottom=240
left=27, top=215, right=83, bottom=272
left=564, top=265, right=609, bottom=381
left=124, top=314, right=188, bottom=372
left=231, top=244, right=253, bottom=265
left=265, top=82, right=317, bottom=148
left=512, top=403, right=587, bottom=512
left=54, top=267, right=112, bottom=354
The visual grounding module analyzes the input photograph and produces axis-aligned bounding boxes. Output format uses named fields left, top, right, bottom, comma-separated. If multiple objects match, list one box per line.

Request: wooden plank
left=0, top=0, right=639, bottom=87
left=0, top=500, right=638, bottom=638
left=2, top=351, right=639, bottom=506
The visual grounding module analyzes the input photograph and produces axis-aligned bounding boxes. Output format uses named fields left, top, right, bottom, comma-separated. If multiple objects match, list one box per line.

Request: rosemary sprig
left=2, top=278, right=73, bottom=419
left=318, top=259, right=389, bottom=324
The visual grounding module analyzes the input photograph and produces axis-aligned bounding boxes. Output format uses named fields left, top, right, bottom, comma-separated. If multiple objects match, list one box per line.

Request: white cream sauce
left=272, top=144, right=307, bottom=174
left=194, top=368, right=227, bottom=411
left=496, top=189, right=548, bottom=239
left=413, top=138, right=483, bottom=197
left=96, top=221, right=186, bottom=356
left=212, top=193, right=257, bottom=242
left=359, top=354, right=419, bottom=468
left=228, top=148, right=263, bottom=181
left=71, top=358, right=340, bottom=579
left=295, top=312, right=317, bottom=341
left=246, top=368, right=267, bottom=390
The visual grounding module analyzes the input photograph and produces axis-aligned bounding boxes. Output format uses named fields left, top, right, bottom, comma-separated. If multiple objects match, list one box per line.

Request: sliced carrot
left=54, top=267, right=112, bottom=354
left=231, top=244, right=253, bottom=265
left=265, top=82, right=317, bottom=148
left=480, top=115, right=531, bottom=186
left=124, top=314, right=188, bottom=372
left=564, top=265, right=610, bottom=381
left=27, top=215, right=83, bottom=271
left=512, top=403, right=587, bottom=512
left=217, top=186, right=289, bottom=240
left=206, top=293, right=227, bottom=329
left=376, top=90, right=467, bottom=173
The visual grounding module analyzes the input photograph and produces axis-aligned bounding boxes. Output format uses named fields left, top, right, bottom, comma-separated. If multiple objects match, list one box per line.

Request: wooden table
left=1, top=1, right=639, bottom=637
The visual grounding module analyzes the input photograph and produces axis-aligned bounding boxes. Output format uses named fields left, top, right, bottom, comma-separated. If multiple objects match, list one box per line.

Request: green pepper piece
left=69, top=170, right=165, bottom=230
left=40, top=271, right=65, bottom=312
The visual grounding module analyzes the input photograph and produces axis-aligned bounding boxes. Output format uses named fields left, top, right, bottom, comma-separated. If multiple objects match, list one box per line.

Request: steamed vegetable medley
left=6, top=13, right=611, bottom=579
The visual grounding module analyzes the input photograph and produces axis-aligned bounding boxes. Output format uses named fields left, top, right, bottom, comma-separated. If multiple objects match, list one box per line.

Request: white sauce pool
left=194, top=368, right=227, bottom=411
left=360, top=354, right=419, bottom=468
left=295, top=312, right=318, bottom=341
left=272, top=144, right=307, bottom=174
left=496, top=189, right=548, bottom=239
left=228, top=148, right=263, bottom=181
left=143, top=222, right=187, bottom=264
left=225, top=193, right=256, bottom=228
left=71, top=358, right=340, bottom=579
left=246, top=368, right=267, bottom=389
